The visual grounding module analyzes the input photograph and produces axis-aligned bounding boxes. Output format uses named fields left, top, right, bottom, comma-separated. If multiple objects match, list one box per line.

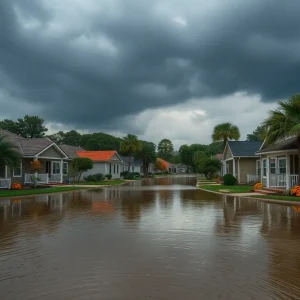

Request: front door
left=45, top=161, right=51, bottom=174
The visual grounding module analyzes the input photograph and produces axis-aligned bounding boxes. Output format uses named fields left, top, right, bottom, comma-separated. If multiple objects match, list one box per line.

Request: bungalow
left=77, top=150, right=123, bottom=179
left=250, top=137, right=300, bottom=189
left=0, top=130, right=70, bottom=188
left=222, top=141, right=262, bottom=183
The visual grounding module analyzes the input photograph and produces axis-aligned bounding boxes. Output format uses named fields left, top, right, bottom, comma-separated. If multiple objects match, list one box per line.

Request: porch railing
left=270, top=174, right=286, bottom=187
left=0, top=178, right=11, bottom=189
left=25, top=173, right=49, bottom=184
left=290, top=175, right=299, bottom=187
left=247, top=174, right=260, bottom=183
left=48, top=174, right=61, bottom=183
left=25, top=173, right=62, bottom=184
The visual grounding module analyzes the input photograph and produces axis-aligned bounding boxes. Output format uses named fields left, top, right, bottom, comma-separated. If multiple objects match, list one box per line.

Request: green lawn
left=199, top=184, right=253, bottom=193
left=250, top=195, right=300, bottom=202
left=0, top=186, right=84, bottom=198
left=76, top=180, right=126, bottom=186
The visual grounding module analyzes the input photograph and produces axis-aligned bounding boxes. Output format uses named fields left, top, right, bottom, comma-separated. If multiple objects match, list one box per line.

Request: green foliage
left=212, top=122, right=240, bottom=149
left=223, top=174, right=237, bottom=186
left=136, top=141, right=156, bottom=177
left=120, top=134, right=142, bottom=171
left=123, top=172, right=136, bottom=179
left=193, top=151, right=208, bottom=173
left=203, top=158, right=222, bottom=180
left=105, top=174, right=112, bottom=180
left=247, top=125, right=267, bottom=141
left=0, top=134, right=22, bottom=168
left=0, top=115, right=47, bottom=138
left=84, top=173, right=104, bottom=182
left=71, top=157, right=93, bottom=182
left=157, top=138, right=174, bottom=161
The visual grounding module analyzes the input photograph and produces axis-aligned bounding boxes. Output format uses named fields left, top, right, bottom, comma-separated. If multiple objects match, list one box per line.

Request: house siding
left=224, top=145, right=232, bottom=160
left=238, top=158, right=257, bottom=183
left=39, top=146, right=64, bottom=158
left=81, top=161, right=122, bottom=179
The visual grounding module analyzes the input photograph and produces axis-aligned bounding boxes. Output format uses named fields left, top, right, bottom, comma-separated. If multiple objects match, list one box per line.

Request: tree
left=157, top=139, right=174, bottom=161
left=120, top=134, right=142, bottom=172
left=71, top=157, right=93, bottom=182
left=203, top=158, right=222, bottom=179
left=0, top=134, right=22, bottom=168
left=212, top=122, right=240, bottom=149
left=0, top=115, right=48, bottom=138
left=136, top=141, right=156, bottom=177
left=247, top=125, right=267, bottom=141
left=263, top=94, right=300, bottom=183
left=47, top=131, right=65, bottom=144
left=81, top=133, right=121, bottom=151
left=193, top=151, right=208, bottom=173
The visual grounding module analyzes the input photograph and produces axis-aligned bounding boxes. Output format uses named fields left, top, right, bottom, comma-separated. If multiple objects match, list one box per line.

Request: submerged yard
left=199, top=184, right=253, bottom=193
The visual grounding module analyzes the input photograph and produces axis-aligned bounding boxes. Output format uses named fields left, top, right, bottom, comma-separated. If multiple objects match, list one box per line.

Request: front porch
left=247, top=153, right=299, bottom=189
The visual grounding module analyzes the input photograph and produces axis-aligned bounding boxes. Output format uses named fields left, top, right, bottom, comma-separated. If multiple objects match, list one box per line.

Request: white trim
left=237, top=158, right=240, bottom=183
left=258, top=139, right=266, bottom=151
left=13, top=161, right=22, bottom=177
left=36, top=143, right=68, bottom=158
left=224, top=158, right=234, bottom=162
left=256, top=149, right=298, bottom=156
left=60, top=159, right=63, bottom=183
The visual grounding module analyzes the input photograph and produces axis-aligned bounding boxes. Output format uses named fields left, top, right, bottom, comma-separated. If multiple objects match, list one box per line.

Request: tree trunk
left=144, top=161, right=148, bottom=178
left=128, top=155, right=131, bottom=172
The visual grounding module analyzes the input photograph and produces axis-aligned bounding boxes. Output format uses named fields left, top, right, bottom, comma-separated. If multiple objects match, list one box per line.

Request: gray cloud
left=1, top=0, right=300, bottom=134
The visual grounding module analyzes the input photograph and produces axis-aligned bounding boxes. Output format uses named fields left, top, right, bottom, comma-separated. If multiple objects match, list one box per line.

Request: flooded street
left=1, top=176, right=300, bottom=299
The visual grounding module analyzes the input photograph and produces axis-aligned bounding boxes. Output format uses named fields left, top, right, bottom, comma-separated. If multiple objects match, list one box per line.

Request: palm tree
left=136, top=141, right=156, bottom=177
left=0, top=134, right=22, bottom=170
left=211, top=123, right=240, bottom=149
left=263, top=94, right=300, bottom=182
left=120, top=134, right=142, bottom=172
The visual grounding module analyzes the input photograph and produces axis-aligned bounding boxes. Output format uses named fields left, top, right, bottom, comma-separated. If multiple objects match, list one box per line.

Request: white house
left=77, top=150, right=123, bottom=179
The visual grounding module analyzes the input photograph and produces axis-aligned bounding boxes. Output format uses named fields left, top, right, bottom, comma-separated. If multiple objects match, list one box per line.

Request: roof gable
left=227, top=141, right=262, bottom=157
left=59, top=145, right=84, bottom=158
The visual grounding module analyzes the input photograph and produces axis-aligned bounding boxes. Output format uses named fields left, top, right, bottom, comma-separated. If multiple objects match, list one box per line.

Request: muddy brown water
left=1, top=176, right=300, bottom=299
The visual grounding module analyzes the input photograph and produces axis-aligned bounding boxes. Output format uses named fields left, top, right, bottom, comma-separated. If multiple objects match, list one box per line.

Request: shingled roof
left=256, top=137, right=298, bottom=154
left=228, top=141, right=262, bottom=157
left=0, top=130, right=55, bottom=156
left=59, top=145, right=83, bottom=158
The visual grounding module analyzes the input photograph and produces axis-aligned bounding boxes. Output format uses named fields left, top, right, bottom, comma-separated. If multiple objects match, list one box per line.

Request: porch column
left=222, top=161, right=226, bottom=175
left=237, top=158, right=240, bottom=183
left=60, top=159, right=63, bottom=183
left=260, top=156, right=263, bottom=183
left=266, top=156, right=270, bottom=188
left=233, top=159, right=236, bottom=178
left=34, top=157, right=38, bottom=178
left=286, top=155, right=291, bottom=189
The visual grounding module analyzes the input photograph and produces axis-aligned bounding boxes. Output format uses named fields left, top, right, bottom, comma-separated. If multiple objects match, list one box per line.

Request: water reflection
left=1, top=177, right=300, bottom=299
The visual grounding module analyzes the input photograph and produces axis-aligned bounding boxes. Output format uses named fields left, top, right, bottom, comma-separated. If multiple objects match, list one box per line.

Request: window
left=109, top=164, right=112, bottom=174
left=256, top=160, right=261, bottom=176
left=52, top=161, right=61, bottom=174
left=278, top=158, right=286, bottom=174
left=13, top=162, right=22, bottom=177
left=262, top=159, right=267, bottom=177
left=117, top=164, right=119, bottom=174
left=270, top=158, right=276, bottom=174
left=114, top=164, right=116, bottom=174
left=63, top=162, right=68, bottom=175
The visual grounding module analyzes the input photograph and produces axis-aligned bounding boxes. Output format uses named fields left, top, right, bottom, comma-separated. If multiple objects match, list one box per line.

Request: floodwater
left=1, top=177, right=300, bottom=299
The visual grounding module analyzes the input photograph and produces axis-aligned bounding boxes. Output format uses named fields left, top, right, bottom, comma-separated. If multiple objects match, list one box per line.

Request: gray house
left=222, top=141, right=262, bottom=183
left=0, top=130, right=73, bottom=188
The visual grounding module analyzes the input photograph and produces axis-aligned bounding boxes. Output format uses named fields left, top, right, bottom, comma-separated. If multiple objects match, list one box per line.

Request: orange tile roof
left=76, top=150, right=117, bottom=161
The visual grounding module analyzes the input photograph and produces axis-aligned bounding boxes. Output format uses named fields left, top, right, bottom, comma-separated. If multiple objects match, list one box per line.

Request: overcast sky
left=1, top=0, right=299, bottom=149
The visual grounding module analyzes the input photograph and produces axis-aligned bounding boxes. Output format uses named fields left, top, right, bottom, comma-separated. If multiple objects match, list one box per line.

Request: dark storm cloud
left=1, top=0, right=300, bottom=131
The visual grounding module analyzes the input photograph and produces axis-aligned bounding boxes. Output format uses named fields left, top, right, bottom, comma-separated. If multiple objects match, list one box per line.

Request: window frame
left=278, top=157, right=287, bottom=174
left=51, top=161, right=61, bottom=175
left=13, top=162, right=22, bottom=177
left=63, top=162, right=68, bottom=176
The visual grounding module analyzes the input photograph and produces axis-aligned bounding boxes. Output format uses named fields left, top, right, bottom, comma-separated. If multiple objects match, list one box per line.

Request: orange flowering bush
left=291, top=185, right=300, bottom=197
left=254, top=182, right=263, bottom=190
left=11, top=183, right=22, bottom=190
left=156, top=158, right=168, bottom=171
left=30, top=160, right=41, bottom=171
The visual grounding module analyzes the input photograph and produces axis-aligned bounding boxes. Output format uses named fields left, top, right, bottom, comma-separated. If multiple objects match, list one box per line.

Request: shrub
left=11, top=182, right=22, bottom=190
left=254, top=182, right=263, bottom=190
left=105, top=174, right=112, bottom=180
left=84, top=173, right=104, bottom=182
left=124, top=172, right=135, bottom=180
left=223, top=174, right=237, bottom=186
left=291, top=185, right=300, bottom=197
left=120, top=171, right=129, bottom=177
